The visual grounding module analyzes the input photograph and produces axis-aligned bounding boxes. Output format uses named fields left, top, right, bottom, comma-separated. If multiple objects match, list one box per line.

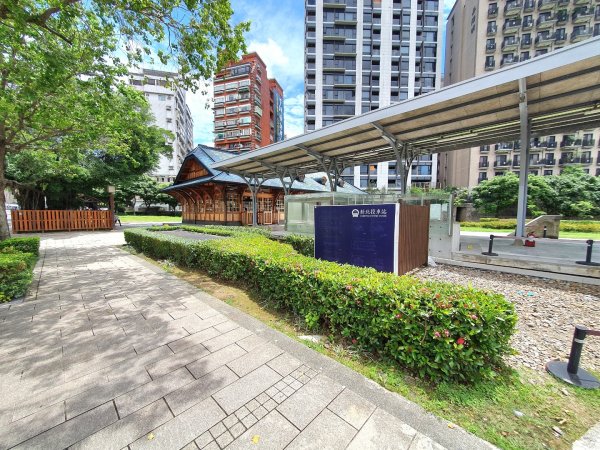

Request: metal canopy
left=212, top=37, right=600, bottom=178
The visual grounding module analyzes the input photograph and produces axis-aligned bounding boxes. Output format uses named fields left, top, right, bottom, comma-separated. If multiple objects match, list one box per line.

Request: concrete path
left=0, top=231, right=495, bottom=450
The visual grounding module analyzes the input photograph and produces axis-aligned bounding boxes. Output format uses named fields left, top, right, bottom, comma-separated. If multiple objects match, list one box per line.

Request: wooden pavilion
left=164, top=145, right=363, bottom=226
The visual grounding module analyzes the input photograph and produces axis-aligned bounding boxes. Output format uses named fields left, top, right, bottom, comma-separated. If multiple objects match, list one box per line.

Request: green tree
left=0, top=0, right=248, bottom=239
left=471, top=173, right=554, bottom=217
left=545, top=166, right=600, bottom=218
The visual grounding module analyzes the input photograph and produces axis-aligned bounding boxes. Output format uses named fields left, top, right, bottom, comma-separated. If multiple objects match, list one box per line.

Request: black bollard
left=546, top=325, right=600, bottom=389
left=482, top=235, right=498, bottom=256
left=567, top=325, right=588, bottom=374
left=576, top=240, right=600, bottom=266
left=543, top=226, right=547, bottom=238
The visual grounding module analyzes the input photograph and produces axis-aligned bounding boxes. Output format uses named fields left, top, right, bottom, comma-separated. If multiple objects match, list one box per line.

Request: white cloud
left=284, top=94, right=305, bottom=139
left=186, top=80, right=214, bottom=146
left=247, top=39, right=289, bottom=73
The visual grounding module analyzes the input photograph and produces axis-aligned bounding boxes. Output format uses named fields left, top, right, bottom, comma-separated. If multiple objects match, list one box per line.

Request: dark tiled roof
left=164, top=145, right=364, bottom=194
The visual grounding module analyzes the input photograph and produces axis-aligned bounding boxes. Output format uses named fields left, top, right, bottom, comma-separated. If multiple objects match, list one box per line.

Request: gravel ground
left=412, top=265, right=600, bottom=372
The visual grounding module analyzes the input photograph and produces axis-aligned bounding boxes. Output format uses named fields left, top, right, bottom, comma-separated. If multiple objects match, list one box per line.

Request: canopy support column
left=296, top=145, right=337, bottom=192
left=372, top=123, right=408, bottom=195
left=516, top=78, right=531, bottom=238
left=240, top=174, right=265, bottom=227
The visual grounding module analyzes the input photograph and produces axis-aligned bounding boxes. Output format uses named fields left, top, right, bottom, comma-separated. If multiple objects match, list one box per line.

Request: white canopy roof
left=213, top=37, right=600, bottom=178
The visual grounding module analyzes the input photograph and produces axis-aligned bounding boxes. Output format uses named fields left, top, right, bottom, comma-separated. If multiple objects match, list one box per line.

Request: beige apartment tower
left=441, top=0, right=600, bottom=188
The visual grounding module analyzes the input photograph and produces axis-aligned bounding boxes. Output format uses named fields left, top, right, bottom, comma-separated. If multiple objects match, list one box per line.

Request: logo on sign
left=351, top=209, right=359, bottom=218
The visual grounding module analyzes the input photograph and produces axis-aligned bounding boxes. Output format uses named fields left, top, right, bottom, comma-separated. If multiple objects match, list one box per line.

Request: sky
left=188, top=0, right=457, bottom=147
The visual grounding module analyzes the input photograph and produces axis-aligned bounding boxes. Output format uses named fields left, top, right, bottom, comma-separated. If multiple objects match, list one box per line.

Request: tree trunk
left=0, top=146, right=11, bottom=240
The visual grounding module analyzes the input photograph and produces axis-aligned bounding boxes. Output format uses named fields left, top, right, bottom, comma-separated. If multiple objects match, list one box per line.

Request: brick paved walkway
left=0, top=231, right=494, bottom=450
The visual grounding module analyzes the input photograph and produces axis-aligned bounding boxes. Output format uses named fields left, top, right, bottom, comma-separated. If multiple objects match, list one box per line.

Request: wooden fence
left=11, top=210, right=113, bottom=233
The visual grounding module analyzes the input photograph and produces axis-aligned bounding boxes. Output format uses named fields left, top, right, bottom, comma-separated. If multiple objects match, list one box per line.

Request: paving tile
left=165, top=366, right=239, bottom=416
left=240, top=414, right=257, bottom=429
left=181, top=441, right=200, bottom=450
left=115, top=367, right=195, bottom=417
left=327, top=388, right=376, bottom=430
left=229, top=422, right=246, bottom=439
left=66, top=366, right=151, bottom=419
left=277, top=374, right=344, bottom=430
left=202, top=328, right=254, bottom=353
left=286, top=409, right=356, bottom=450
left=0, top=402, right=65, bottom=449
left=195, top=432, right=213, bottom=449
left=146, top=342, right=210, bottom=379
left=129, top=397, right=225, bottom=450
left=346, top=408, right=417, bottom=450
left=12, top=402, right=118, bottom=450
left=186, top=344, right=246, bottom=379
left=266, top=352, right=302, bottom=377
left=70, top=399, right=173, bottom=450
left=227, top=411, right=299, bottom=450
left=209, top=422, right=227, bottom=438
left=167, top=327, right=221, bottom=354
left=213, top=366, right=282, bottom=414
left=236, top=334, right=268, bottom=352
left=181, top=313, right=228, bottom=333
left=215, top=430, right=234, bottom=448
left=226, top=343, right=283, bottom=378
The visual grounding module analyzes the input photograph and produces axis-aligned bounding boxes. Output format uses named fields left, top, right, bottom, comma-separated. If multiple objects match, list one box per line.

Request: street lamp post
left=107, top=185, right=115, bottom=229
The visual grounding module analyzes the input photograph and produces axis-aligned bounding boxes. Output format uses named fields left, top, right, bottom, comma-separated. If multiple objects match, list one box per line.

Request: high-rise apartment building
left=442, top=0, right=600, bottom=189
left=129, top=69, right=194, bottom=183
left=213, top=53, right=285, bottom=153
left=304, top=0, right=444, bottom=191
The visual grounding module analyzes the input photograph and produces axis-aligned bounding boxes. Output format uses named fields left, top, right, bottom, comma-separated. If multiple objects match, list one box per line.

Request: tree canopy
left=471, top=168, right=600, bottom=218
left=0, top=0, right=248, bottom=238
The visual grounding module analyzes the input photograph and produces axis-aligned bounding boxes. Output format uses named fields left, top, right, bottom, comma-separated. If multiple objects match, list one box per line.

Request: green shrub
left=282, top=234, right=315, bottom=257
left=0, top=251, right=36, bottom=301
left=149, top=224, right=271, bottom=238
left=560, top=221, right=600, bottom=233
left=125, top=228, right=516, bottom=383
left=461, top=219, right=516, bottom=229
left=0, top=237, right=40, bottom=256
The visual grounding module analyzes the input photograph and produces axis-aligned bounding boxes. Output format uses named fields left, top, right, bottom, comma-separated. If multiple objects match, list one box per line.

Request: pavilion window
left=227, top=194, right=240, bottom=212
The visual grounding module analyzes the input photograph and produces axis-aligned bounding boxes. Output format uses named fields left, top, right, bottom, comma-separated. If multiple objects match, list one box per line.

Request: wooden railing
left=11, top=210, right=113, bottom=233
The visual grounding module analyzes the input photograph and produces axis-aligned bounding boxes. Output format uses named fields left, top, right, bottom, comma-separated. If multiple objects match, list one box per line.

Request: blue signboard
left=314, top=204, right=398, bottom=273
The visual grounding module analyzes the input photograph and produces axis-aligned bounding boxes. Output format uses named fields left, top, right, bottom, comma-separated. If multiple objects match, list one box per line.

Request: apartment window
left=158, top=94, right=167, bottom=101
left=166, top=106, right=172, bottom=111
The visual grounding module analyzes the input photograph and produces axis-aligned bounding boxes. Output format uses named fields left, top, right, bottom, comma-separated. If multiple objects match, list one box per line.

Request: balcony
left=581, top=157, right=593, bottom=164
left=484, top=60, right=496, bottom=71
left=582, top=139, right=595, bottom=147
left=535, top=34, right=555, bottom=47
left=486, top=42, right=497, bottom=53
left=488, top=5, right=498, bottom=18
left=503, top=21, right=521, bottom=34
left=500, top=56, right=517, bottom=67
left=547, top=141, right=558, bottom=148
left=560, top=138, right=579, bottom=148
left=512, top=159, right=521, bottom=167
left=502, top=38, right=520, bottom=51
left=556, top=10, right=569, bottom=24
left=479, top=161, right=490, bottom=168
left=571, top=29, right=592, bottom=41
left=536, top=15, right=556, bottom=29
left=494, top=160, right=512, bottom=168
left=538, top=0, right=557, bottom=11
left=480, top=145, right=490, bottom=152
left=487, top=24, right=498, bottom=35
left=496, top=143, right=514, bottom=152
left=524, top=0, right=536, bottom=11
left=573, top=0, right=590, bottom=5
left=554, top=32, right=567, bottom=43
left=530, top=159, right=543, bottom=166
left=522, top=18, right=534, bottom=30
left=531, top=140, right=548, bottom=149
left=573, top=9, right=593, bottom=23
left=504, top=2, right=523, bottom=17
left=559, top=157, right=579, bottom=165
left=521, top=37, right=532, bottom=47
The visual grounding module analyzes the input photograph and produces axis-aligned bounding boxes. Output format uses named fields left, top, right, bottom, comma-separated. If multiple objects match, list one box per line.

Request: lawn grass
left=119, top=215, right=182, bottom=223
left=125, top=245, right=600, bottom=450
left=460, top=226, right=600, bottom=240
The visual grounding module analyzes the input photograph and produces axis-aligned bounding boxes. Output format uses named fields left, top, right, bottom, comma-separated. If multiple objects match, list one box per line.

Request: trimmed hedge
left=282, top=234, right=315, bottom=257
left=0, top=237, right=40, bottom=256
left=125, top=228, right=516, bottom=382
left=0, top=251, right=36, bottom=302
